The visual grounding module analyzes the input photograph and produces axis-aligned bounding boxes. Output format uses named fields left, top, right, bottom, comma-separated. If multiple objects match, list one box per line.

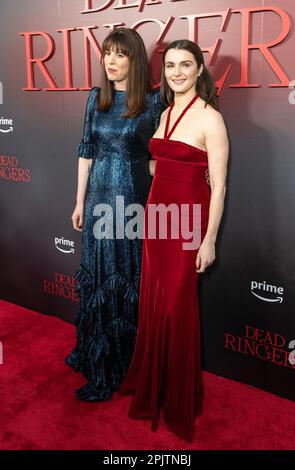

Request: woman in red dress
left=120, top=40, right=229, bottom=442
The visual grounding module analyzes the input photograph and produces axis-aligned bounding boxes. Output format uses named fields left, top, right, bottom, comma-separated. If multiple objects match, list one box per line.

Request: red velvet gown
left=119, top=95, right=211, bottom=441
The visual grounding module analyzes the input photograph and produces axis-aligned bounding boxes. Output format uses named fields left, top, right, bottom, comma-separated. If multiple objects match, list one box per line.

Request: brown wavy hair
left=160, top=39, right=218, bottom=110
left=98, top=28, right=150, bottom=118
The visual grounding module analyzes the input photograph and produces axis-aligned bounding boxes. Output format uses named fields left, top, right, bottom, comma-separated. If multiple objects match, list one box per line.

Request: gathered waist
left=154, top=158, right=208, bottom=184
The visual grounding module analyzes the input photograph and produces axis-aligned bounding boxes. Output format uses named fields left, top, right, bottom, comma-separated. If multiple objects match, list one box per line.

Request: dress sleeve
left=77, top=87, right=99, bottom=159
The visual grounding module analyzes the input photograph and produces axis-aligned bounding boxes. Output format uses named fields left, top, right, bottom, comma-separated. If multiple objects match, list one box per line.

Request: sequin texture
left=65, top=87, right=164, bottom=400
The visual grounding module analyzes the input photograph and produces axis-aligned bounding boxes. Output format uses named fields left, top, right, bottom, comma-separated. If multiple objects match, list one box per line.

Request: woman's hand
left=149, top=160, right=156, bottom=176
left=72, top=202, right=84, bottom=231
left=195, top=239, right=215, bottom=273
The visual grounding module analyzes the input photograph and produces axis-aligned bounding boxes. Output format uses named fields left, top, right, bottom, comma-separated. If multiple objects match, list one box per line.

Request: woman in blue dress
left=66, top=28, right=163, bottom=401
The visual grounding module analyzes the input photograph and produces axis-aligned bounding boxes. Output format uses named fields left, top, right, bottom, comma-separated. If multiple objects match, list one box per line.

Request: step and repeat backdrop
left=1, top=0, right=295, bottom=401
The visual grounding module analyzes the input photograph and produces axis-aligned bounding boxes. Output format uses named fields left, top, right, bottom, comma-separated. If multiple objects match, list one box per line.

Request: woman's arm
left=72, top=158, right=93, bottom=231
left=71, top=88, right=98, bottom=231
left=196, top=109, right=229, bottom=273
left=76, top=157, right=93, bottom=205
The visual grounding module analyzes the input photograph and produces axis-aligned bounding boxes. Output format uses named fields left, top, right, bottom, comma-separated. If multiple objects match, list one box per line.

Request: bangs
left=102, top=35, right=132, bottom=57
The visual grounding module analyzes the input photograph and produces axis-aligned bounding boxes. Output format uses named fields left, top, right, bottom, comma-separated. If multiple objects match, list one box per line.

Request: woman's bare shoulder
left=196, top=98, right=224, bottom=125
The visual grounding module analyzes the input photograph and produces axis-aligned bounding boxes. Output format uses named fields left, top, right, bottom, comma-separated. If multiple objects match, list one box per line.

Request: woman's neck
left=173, top=89, right=197, bottom=109
left=113, top=79, right=128, bottom=91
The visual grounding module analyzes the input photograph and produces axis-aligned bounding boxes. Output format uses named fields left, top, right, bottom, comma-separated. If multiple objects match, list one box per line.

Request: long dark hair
left=98, top=28, right=150, bottom=118
left=160, top=39, right=218, bottom=110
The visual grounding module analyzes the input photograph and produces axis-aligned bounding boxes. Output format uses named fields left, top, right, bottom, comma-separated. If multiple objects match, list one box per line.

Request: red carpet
left=1, top=299, right=295, bottom=450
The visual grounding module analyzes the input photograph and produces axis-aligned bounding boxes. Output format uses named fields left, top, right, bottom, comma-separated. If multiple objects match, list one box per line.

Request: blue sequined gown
left=66, top=87, right=163, bottom=401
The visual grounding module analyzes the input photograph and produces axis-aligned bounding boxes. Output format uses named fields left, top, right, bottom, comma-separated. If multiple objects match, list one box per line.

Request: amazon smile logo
left=0, top=116, right=13, bottom=133
left=54, top=237, right=75, bottom=254
left=251, top=281, right=284, bottom=303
